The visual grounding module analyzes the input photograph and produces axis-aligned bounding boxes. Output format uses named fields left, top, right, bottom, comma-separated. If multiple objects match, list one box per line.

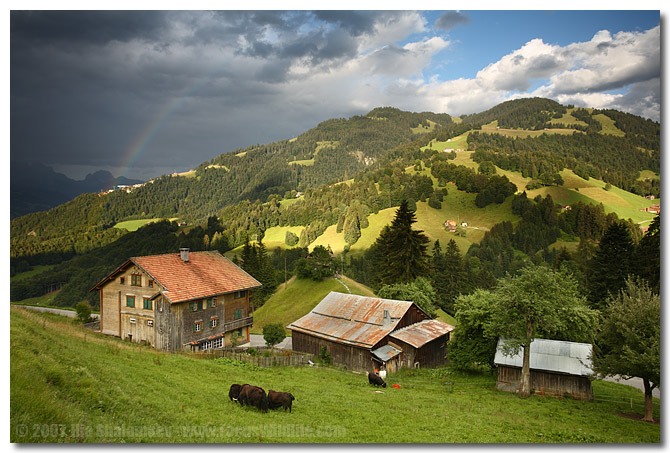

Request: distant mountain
left=10, top=162, right=143, bottom=218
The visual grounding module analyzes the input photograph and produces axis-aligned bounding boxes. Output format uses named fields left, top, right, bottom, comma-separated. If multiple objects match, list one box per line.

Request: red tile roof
left=130, top=251, right=261, bottom=303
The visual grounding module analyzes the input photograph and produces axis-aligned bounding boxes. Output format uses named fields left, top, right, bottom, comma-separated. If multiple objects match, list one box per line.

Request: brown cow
left=229, top=383, right=242, bottom=402
left=238, top=384, right=269, bottom=412
left=268, top=390, right=295, bottom=413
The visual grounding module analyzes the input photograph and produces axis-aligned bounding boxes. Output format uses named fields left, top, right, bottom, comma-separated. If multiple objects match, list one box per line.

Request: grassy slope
left=113, top=218, right=179, bottom=232
left=10, top=307, right=660, bottom=443
left=250, top=276, right=376, bottom=335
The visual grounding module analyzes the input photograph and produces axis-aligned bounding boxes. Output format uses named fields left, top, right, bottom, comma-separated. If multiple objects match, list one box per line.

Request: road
left=12, top=304, right=100, bottom=319
left=603, top=375, right=660, bottom=398
left=247, top=334, right=292, bottom=350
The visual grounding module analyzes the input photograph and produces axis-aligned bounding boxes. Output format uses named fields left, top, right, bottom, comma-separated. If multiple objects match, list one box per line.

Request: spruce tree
left=588, top=221, right=635, bottom=309
left=374, top=200, right=430, bottom=285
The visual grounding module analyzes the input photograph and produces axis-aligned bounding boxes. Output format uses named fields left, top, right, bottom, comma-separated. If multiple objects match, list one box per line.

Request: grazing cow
left=237, top=384, right=254, bottom=406
left=268, top=390, right=295, bottom=413
left=229, top=384, right=242, bottom=402
left=246, top=387, right=269, bottom=413
left=367, top=371, right=387, bottom=388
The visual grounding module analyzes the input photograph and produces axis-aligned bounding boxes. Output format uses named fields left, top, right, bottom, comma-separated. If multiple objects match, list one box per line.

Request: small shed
left=384, top=319, right=454, bottom=370
left=494, top=338, right=594, bottom=400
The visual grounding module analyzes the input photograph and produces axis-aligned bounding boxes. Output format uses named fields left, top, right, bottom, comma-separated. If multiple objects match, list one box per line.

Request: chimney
left=180, top=248, right=190, bottom=262
left=383, top=309, right=391, bottom=326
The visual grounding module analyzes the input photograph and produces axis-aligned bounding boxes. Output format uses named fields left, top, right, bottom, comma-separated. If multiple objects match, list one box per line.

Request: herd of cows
left=228, top=372, right=388, bottom=413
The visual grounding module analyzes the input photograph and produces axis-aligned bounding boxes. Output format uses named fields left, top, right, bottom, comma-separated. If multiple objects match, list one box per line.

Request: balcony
left=224, top=316, right=253, bottom=332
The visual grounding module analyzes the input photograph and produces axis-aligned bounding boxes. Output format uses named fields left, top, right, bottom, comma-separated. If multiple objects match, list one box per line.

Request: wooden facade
left=94, top=250, right=260, bottom=352
left=496, top=366, right=593, bottom=400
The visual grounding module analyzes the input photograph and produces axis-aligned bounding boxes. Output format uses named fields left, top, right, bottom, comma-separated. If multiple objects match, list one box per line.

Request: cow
left=229, top=384, right=242, bottom=402
left=237, top=384, right=255, bottom=406
left=367, top=371, right=387, bottom=388
left=246, top=387, right=269, bottom=413
left=268, top=390, right=295, bottom=413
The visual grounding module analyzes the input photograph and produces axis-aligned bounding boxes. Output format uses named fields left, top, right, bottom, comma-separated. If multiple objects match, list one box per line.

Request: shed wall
left=292, top=331, right=374, bottom=372
left=496, top=366, right=592, bottom=400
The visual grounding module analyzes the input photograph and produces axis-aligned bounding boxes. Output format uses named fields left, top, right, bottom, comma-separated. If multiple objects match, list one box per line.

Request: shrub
left=75, top=301, right=93, bottom=324
left=263, top=322, right=286, bottom=348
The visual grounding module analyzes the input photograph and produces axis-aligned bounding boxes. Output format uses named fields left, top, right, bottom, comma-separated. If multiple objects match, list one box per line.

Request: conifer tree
left=374, top=200, right=430, bottom=285
left=588, top=221, right=635, bottom=309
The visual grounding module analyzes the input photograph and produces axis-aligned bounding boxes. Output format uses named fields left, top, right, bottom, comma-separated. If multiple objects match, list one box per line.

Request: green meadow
left=113, top=218, right=179, bottom=232
left=10, top=307, right=660, bottom=443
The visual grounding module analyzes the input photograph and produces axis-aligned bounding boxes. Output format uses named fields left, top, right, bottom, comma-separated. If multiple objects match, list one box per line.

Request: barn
left=494, top=338, right=594, bottom=400
left=288, top=292, right=454, bottom=373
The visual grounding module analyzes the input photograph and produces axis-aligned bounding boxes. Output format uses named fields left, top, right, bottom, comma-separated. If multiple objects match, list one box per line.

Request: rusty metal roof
left=494, top=338, right=594, bottom=376
left=371, top=344, right=402, bottom=362
left=389, top=319, right=454, bottom=348
left=287, top=292, right=414, bottom=349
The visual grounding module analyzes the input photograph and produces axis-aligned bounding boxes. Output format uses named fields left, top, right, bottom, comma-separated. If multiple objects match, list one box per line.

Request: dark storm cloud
left=312, top=11, right=378, bottom=36
left=10, top=10, right=169, bottom=47
left=434, top=11, right=470, bottom=31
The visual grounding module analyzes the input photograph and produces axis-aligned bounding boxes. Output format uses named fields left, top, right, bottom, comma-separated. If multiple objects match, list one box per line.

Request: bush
left=319, top=346, right=332, bottom=365
left=75, top=301, right=93, bottom=324
left=285, top=231, right=299, bottom=247
left=263, top=322, right=286, bottom=348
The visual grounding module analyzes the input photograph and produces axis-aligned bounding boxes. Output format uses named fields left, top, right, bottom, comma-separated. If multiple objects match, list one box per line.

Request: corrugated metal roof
left=287, top=292, right=414, bottom=349
left=494, top=338, right=594, bottom=376
left=389, top=319, right=454, bottom=348
left=371, top=344, right=402, bottom=362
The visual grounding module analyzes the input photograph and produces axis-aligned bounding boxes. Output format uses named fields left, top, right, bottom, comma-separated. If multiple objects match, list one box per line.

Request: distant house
left=647, top=205, right=661, bottom=214
left=91, top=248, right=261, bottom=352
left=445, top=220, right=458, bottom=232
left=561, top=205, right=572, bottom=211
left=494, top=338, right=594, bottom=400
left=645, top=195, right=655, bottom=200
left=288, top=292, right=454, bottom=373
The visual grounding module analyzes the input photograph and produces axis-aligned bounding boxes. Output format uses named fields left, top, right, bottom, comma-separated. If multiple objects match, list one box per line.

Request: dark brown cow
left=246, top=387, right=269, bottom=413
left=268, top=390, right=295, bottom=413
left=368, top=372, right=386, bottom=388
left=229, top=384, right=242, bottom=402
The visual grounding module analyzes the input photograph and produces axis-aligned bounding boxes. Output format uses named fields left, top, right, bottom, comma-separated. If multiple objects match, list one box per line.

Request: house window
left=197, top=300, right=203, bottom=311
left=207, top=298, right=217, bottom=308
left=143, top=298, right=152, bottom=310
left=234, top=309, right=242, bottom=320
left=193, top=321, right=202, bottom=333
left=210, top=317, right=218, bottom=328
left=147, top=320, right=154, bottom=327
left=126, top=295, right=135, bottom=308
left=131, top=274, right=142, bottom=287
left=148, top=280, right=154, bottom=288
left=120, top=277, right=125, bottom=285
left=129, top=318, right=136, bottom=324
left=233, top=328, right=243, bottom=338
left=234, top=290, right=247, bottom=299
left=190, top=302, right=198, bottom=312
left=212, top=337, right=223, bottom=348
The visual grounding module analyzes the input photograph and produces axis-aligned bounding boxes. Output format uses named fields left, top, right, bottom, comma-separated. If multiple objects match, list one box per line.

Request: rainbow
left=118, top=73, right=217, bottom=180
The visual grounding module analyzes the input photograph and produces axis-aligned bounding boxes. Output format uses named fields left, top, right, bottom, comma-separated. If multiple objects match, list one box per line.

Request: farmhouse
left=494, top=338, right=594, bottom=400
left=92, top=248, right=261, bottom=352
left=288, top=292, right=454, bottom=373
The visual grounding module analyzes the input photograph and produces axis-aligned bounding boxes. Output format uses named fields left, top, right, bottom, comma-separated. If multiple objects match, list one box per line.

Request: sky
left=8, top=6, right=663, bottom=182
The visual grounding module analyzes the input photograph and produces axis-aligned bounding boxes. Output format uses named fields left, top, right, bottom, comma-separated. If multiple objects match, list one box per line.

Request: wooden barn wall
left=415, top=336, right=448, bottom=368
left=496, top=366, right=592, bottom=400
left=292, top=331, right=375, bottom=372
left=395, top=305, right=430, bottom=330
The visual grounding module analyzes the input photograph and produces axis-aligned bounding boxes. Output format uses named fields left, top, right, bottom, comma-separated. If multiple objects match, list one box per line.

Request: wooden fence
left=190, top=348, right=314, bottom=367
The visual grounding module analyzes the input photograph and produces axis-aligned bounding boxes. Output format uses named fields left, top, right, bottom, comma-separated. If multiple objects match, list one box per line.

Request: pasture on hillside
left=250, top=276, right=375, bottom=335
left=10, top=308, right=660, bottom=443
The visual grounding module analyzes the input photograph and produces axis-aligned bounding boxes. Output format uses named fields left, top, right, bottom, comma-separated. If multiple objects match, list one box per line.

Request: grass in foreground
left=10, top=307, right=659, bottom=443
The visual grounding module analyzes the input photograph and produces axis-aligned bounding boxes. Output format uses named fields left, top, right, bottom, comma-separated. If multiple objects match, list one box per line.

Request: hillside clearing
left=113, top=218, right=179, bottom=232
left=10, top=307, right=660, bottom=443
left=250, top=276, right=375, bottom=335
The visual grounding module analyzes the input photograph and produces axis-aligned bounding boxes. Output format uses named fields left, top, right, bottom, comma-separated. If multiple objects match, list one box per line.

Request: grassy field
left=113, top=218, right=179, bottom=232
left=10, top=307, right=660, bottom=443
left=250, top=276, right=376, bottom=335
left=259, top=225, right=305, bottom=249
left=527, top=169, right=658, bottom=224
left=549, top=109, right=589, bottom=128
left=593, top=113, right=625, bottom=137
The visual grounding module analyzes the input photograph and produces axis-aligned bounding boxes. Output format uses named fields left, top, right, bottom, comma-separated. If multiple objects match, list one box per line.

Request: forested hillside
left=10, top=98, right=660, bottom=312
